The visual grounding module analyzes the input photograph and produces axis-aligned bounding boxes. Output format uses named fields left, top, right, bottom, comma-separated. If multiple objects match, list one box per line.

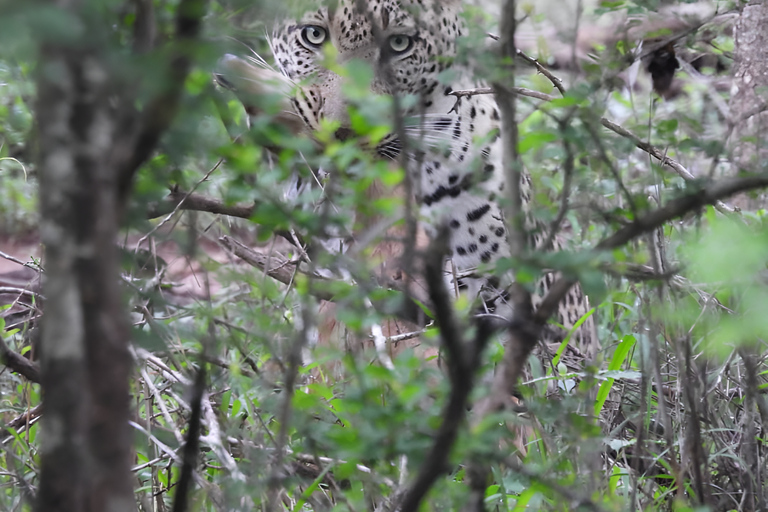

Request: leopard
left=218, top=0, right=597, bottom=364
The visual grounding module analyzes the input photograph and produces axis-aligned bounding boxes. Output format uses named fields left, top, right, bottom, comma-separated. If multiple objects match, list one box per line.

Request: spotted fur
left=269, top=0, right=596, bottom=353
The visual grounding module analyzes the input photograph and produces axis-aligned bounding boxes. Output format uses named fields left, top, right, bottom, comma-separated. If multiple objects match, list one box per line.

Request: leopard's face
left=271, top=0, right=463, bottom=155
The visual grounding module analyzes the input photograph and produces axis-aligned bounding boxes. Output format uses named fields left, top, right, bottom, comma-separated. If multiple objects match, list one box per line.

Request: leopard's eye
left=387, top=34, right=413, bottom=54
left=300, top=25, right=328, bottom=49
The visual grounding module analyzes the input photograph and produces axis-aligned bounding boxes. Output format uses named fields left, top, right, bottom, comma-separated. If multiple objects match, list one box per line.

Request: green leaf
left=518, top=131, right=558, bottom=154
left=594, top=335, right=636, bottom=417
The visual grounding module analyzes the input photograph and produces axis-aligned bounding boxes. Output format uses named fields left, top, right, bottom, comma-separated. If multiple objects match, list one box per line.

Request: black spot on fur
left=467, top=204, right=491, bottom=222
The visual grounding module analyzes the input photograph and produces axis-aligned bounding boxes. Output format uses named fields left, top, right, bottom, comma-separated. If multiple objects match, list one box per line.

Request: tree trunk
left=728, top=3, right=768, bottom=510
left=33, top=0, right=203, bottom=509
left=36, top=45, right=135, bottom=512
left=729, top=1, right=768, bottom=178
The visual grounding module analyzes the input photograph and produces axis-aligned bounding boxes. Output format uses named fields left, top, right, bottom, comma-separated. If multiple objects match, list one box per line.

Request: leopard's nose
left=334, top=127, right=354, bottom=142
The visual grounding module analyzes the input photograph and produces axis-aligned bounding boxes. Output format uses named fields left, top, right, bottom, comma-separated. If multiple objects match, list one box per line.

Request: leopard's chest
left=410, top=89, right=513, bottom=272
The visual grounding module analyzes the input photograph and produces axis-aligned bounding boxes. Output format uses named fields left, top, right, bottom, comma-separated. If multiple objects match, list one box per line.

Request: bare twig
left=139, top=158, right=225, bottom=249
left=0, top=287, right=44, bottom=301
left=450, top=86, right=556, bottom=104
left=147, top=187, right=255, bottom=220
left=600, top=118, right=735, bottom=213
left=443, top=81, right=739, bottom=216
left=148, top=189, right=306, bottom=249
left=0, top=250, right=40, bottom=271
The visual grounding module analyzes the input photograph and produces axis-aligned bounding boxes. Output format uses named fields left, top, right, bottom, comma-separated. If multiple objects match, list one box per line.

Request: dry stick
left=515, top=49, right=566, bottom=96
left=641, top=196, right=683, bottom=496
left=450, top=86, right=556, bottom=107
left=147, top=188, right=255, bottom=219
left=583, top=118, right=638, bottom=218
left=0, top=287, right=43, bottom=301
left=138, top=158, right=225, bottom=249
left=218, top=236, right=333, bottom=302
left=148, top=188, right=306, bottom=249
left=220, top=235, right=427, bottom=327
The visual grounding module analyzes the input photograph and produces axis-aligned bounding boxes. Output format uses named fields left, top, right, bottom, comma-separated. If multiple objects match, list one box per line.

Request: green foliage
left=0, top=0, right=765, bottom=510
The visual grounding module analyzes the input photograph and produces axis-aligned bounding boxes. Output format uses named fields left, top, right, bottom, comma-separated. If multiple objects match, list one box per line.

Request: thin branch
left=535, top=173, right=768, bottom=324
left=600, top=118, right=735, bottom=213
left=0, top=404, right=43, bottom=442
left=171, top=366, right=205, bottom=512
left=112, top=0, right=206, bottom=203
left=0, top=250, right=41, bottom=271
left=0, top=287, right=44, bottom=301
left=218, top=236, right=333, bottom=301
left=584, top=117, right=637, bottom=218
left=451, top=86, right=556, bottom=102
left=541, top=121, right=576, bottom=250
left=444, top=82, right=740, bottom=216
left=398, top=227, right=491, bottom=512
left=147, top=188, right=306, bottom=248
left=139, top=158, right=225, bottom=248
left=0, top=334, right=40, bottom=383
left=634, top=10, right=724, bottom=64
left=147, top=187, right=255, bottom=219
left=516, top=49, right=567, bottom=96
left=220, top=235, right=428, bottom=326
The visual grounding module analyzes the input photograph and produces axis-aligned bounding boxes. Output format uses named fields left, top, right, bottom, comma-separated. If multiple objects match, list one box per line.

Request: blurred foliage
left=0, top=0, right=766, bottom=511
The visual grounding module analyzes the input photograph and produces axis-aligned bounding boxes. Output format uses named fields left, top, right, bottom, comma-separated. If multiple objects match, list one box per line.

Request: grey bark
left=729, top=0, right=768, bottom=175
left=728, top=3, right=768, bottom=510
left=36, top=49, right=135, bottom=512
left=33, top=0, right=204, bottom=510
